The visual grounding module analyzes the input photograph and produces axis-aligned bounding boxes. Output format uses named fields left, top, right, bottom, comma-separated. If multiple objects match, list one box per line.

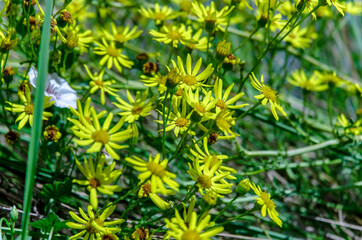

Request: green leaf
left=30, top=212, right=68, bottom=233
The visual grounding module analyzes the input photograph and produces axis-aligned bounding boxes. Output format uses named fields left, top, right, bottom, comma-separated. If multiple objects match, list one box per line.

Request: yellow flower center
left=142, top=183, right=152, bottom=196
left=215, top=99, right=226, bottom=109
left=260, top=191, right=276, bottom=209
left=106, top=46, right=120, bottom=57
left=198, top=175, right=211, bottom=188
left=154, top=12, right=166, bottom=21
left=261, top=86, right=278, bottom=103
left=194, top=103, right=206, bottom=114
left=102, top=234, right=116, bottom=240
left=132, top=106, right=143, bottom=115
left=89, top=177, right=101, bottom=188
left=24, top=103, right=34, bottom=115
left=92, top=130, right=110, bottom=144
left=216, top=117, right=230, bottom=131
left=167, top=30, right=181, bottom=41
left=94, top=79, right=104, bottom=87
left=147, top=162, right=166, bottom=177
left=114, top=34, right=127, bottom=43
left=182, top=75, right=197, bottom=86
left=175, top=117, right=188, bottom=127
left=182, top=230, right=201, bottom=240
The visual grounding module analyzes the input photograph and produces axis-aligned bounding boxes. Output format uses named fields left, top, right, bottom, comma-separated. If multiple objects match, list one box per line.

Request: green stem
left=327, top=84, right=334, bottom=127
left=236, top=101, right=261, bottom=120
left=206, top=33, right=211, bottom=64
left=213, top=195, right=239, bottom=222
left=162, top=90, right=169, bottom=160
left=232, top=26, right=260, bottom=53
left=120, top=198, right=141, bottom=219
left=219, top=208, right=255, bottom=226
left=169, top=122, right=196, bottom=162
left=21, top=1, right=52, bottom=238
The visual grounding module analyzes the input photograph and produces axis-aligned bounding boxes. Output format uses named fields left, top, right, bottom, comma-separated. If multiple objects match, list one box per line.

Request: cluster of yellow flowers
left=1, top=0, right=361, bottom=239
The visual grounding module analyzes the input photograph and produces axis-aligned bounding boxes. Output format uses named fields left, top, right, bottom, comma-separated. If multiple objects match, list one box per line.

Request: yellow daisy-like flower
left=68, top=108, right=132, bottom=160
left=188, top=155, right=233, bottom=197
left=283, top=26, right=314, bottom=49
left=149, top=24, right=192, bottom=48
left=250, top=72, right=287, bottom=121
left=5, top=86, right=54, bottom=130
left=249, top=182, right=283, bottom=228
left=84, top=65, right=118, bottom=105
left=184, top=28, right=210, bottom=52
left=185, top=89, right=217, bottom=122
left=69, top=98, right=107, bottom=131
left=94, top=38, right=134, bottom=73
left=213, top=77, right=248, bottom=113
left=164, top=200, right=224, bottom=240
left=337, top=114, right=362, bottom=136
left=62, top=22, right=93, bottom=53
left=140, top=72, right=167, bottom=94
left=192, top=1, right=234, bottom=33
left=43, top=125, right=62, bottom=142
left=188, top=137, right=236, bottom=179
left=156, top=98, right=195, bottom=137
left=125, top=154, right=179, bottom=195
left=172, top=53, right=214, bottom=91
left=288, top=69, right=328, bottom=91
left=139, top=3, right=178, bottom=25
left=66, top=204, right=124, bottom=240
left=313, top=70, right=343, bottom=85
left=138, top=180, right=175, bottom=210
left=73, top=156, right=122, bottom=209
left=103, top=23, right=142, bottom=44
left=326, top=0, right=346, bottom=16
left=113, top=88, right=156, bottom=123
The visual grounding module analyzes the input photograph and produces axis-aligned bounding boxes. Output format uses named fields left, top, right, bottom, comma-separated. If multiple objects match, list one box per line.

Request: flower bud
left=236, top=178, right=251, bottom=196
left=10, top=205, right=18, bottom=222
left=202, top=191, right=218, bottom=206
left=143, top=62, right=159, bottom=75
left=216, top=40, right=231, bottom=61
left=166, top=68, right=181, bottom=89
left=204, top=13, right=217, bottom=34
left=3, top=66, right=15, bottom=84
left=5, top=130, right=20, bottom=145
left=43, top=125, right=62, bottom=142
left=57, top=10, right=73, bottom=28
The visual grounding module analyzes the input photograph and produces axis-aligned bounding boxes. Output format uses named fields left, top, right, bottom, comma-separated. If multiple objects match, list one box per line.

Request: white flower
left=28, top=67, right=78, bottom=109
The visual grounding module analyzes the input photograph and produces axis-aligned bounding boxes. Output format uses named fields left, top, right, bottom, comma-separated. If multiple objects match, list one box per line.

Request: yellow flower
left=288, top=69, right=328, bottom=91
left=249, top=182, right=283, bottom=228
left=73, top=156, right=122, bottom=209
left=250, top=72, right=287, bottom=121
left=214, top=109, right=240, bottom=138
left=139, top=3, right=178, bottom=25
left=69, top=98, right=107, bottom=131
left=284, top=26, right=314, bottom=49
left=125, top=154, right=179, bottom=195
left=68, top=108, right=132, bottom=160
left=149, top=24, right=192, bottom=48
left=43, top=125, right=62, bottom=142
left=94, top=38, right=134, bottom=73
left=164, top=200, right=224, bottom=239
left=103, top=23, right=142, bottom=44
left=188, top=155, right=233, bottom=197
left=184, top=28, right=210, bottom=52
left=140, top=72, right=167, bottom=94
left=344, top=1, right=362, bottom=15
left=313, top=70, right=343, bottom=85
left=156, top=98, right=195, bottom=137
left=5, top=85, right=54, bottom=130
left=192, top=1, right=234, bottom=33
left=62, top=22, right=93, bottom=53
left=185, top=89, right=217, bottom=122
left=171, top=53, right=214, bottom=91
left=113, top=88, right=156, bottom=123
left=84, top=65, right=118, bottom=105
left=188, top=137, right=236, bottom=180
left=138, top=180, right=174, bottom=210
left=213, top=77, right=248, bottom=113
left=337, top=114, right=362, bottom=135
left=66, top=204, right=124, bottom=240
left=132, top=227, right=152, bottom=240
left=326, top=0, right=346, bottom=16
left=296, top=0, right=318, bottom=20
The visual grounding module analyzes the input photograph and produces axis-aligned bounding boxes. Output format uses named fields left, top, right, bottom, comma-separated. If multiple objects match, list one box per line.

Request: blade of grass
left=21, top=0, right=52, bottom=238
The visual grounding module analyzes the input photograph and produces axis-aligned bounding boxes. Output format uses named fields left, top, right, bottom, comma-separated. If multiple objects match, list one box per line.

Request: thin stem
left=236, top=101, right=261, bottom=120
left=219, top=208, right=255, bottom=226
left=233, top=26, right=260, bottom=53
left=206, top=33, right=211, bottom=64
left=169, top=122, right=195, bottom=163
left=213, top=195, right=239, bottom=222
left=162, top=90, right=169, bottom=159
left=327, top=84, right=334, bottom=127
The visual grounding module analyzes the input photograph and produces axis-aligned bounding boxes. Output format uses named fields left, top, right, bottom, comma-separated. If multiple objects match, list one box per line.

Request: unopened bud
left=166, top=68, right=181, bottom=89
left=216, top=40, right=231, bottom=61
left=10, top=205, right=18, bottom=222
left=236, top=178, right=251, bottom=196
